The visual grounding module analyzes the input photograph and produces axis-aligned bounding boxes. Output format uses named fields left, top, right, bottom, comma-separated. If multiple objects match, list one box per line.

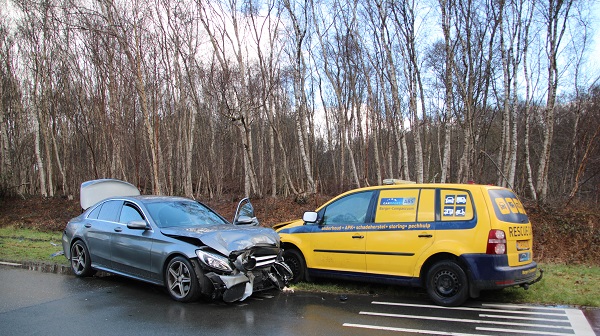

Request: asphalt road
left=0, top=264, right=597, bottom=336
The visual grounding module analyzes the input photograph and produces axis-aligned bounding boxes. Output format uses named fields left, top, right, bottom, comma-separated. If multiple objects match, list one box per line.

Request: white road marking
left=359, top=311, right=574, bottom=330
left=565, top=308, right=596, bottom=336
left=475, top=326, right=576, bottom=335
left=479, top=314, right=568, bottom=322
left=372, top=301, right=568, bottom=316
left=481, top=303, right=566, bottom=311
left=343, top=323, right=491, bottom=336
left=342, top=301, right=596, bottom=335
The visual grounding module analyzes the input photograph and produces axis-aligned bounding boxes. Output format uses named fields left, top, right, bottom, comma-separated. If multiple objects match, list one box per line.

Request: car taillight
left=487, top=230, right=506, bottom=254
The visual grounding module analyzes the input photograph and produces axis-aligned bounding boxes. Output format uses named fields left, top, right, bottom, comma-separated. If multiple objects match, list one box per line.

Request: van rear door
left=487, top=188, right=534, bottom=267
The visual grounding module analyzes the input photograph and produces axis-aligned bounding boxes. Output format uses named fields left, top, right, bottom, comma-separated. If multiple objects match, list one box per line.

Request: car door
left=84, top=200, right=122, bottom=268
left=366, top=188, right=436, bottom=277
left=306, top=191, right=376, bottom=274
left=110, top=201, right=155, bottom=280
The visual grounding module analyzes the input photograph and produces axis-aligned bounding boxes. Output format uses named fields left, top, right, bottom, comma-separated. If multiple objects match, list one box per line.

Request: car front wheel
left=70, top=241, right=95, bottom=277
left=426, top=260, right=469, bottom=306
left=165, top=256, right=201, bottom=302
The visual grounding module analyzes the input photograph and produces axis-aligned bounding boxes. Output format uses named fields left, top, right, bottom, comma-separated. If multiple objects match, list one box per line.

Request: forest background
left=0, top=0, right=599, bottom=224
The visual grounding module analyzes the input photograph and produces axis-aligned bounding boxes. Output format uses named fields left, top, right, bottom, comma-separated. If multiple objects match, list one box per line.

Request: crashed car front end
left=195, top=245, right=292, bottom=302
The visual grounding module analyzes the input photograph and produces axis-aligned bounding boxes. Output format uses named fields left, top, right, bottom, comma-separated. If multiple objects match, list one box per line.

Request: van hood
left=161, top=225, right=280, bottom=256
left=273, top=219, right=304, bottom=232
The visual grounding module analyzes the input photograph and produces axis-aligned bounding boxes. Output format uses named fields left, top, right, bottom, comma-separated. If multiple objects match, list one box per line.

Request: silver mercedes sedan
left=62, top=179, right=292, bottom=303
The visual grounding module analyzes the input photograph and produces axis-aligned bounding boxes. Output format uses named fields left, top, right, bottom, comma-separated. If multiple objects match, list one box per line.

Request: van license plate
left=519, top=252, right=530, bottom=262
left=516, top=240, right=529, bottom=250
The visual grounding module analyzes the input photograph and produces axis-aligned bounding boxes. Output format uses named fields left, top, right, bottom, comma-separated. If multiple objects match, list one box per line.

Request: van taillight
left=487, top=230, right=506, bottom=254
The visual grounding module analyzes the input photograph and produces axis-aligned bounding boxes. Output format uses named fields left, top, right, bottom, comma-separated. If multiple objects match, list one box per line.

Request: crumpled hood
left=161, top=225, right=280, bottom=256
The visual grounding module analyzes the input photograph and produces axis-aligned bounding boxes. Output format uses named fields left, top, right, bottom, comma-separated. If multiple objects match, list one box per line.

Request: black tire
left=70, top=240, right=96, bottom=277
left=426, top=260, right=469, bottom=306
left=283, top=248, right=309, bottom=283
left=165, top=256, right=202, bottom=302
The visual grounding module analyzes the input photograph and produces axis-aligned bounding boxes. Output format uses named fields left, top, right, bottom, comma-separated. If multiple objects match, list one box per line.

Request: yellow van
left=274, top=182, right=542, bottom=306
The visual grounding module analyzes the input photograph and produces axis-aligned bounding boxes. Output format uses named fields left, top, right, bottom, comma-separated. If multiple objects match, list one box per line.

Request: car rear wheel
left=283, top=248, right=309, bottom=283
left=426, top=260, right=469, bottom=306
left=165, top=256, right=201, bottom=302
left=70, top=241, right=95, bottom=277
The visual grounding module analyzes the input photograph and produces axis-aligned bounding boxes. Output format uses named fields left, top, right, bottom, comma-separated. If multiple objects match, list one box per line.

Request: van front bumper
left=460, top=254, right=542, bottom=291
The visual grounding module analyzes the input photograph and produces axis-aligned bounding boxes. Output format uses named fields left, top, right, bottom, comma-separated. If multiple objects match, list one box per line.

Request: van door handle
left=84, top=223, right=92, bottom=228
left=352, top=235, right=364, bottom=239
left=114, top=227, right=123, bottom=232
left=418, top=234, right=433, bottom=238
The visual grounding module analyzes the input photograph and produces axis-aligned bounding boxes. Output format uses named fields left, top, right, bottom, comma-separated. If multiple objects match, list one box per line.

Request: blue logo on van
left=380, top=197, right=416, bottom=206
left=444, top=196, right=455, bottom=204
left=456, top=195, right=467, bottom=204
left=443, top=206, right=454, bottom=216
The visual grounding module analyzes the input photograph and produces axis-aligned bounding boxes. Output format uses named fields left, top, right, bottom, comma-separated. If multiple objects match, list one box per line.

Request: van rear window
left=488, top=190, right=529, bottom=224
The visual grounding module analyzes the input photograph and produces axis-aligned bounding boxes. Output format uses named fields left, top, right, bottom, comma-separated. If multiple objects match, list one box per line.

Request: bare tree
left=535, top=0, right=573, bottom=202
left=283, top=0, right=316, bottom=194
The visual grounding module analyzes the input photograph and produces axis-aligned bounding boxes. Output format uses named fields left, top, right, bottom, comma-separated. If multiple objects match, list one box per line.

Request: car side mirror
left=303, top=211, right=318, bottom=223
left=235, top=215, right=255, bottom=225
left=233, top=198, right=259, bottom=226
left=127, top=220, right=149, bottom=230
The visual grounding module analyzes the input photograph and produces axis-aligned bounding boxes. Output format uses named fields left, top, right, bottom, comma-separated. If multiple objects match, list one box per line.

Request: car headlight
left=196, top=249, right=234, bottom=272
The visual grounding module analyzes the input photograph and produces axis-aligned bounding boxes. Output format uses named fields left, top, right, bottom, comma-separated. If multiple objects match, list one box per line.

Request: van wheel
left=283, top=248, right=309, bottom=283
left=426, top=260, right=469, bottom=306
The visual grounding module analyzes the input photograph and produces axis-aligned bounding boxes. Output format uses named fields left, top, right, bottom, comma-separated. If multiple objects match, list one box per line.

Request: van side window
left=321, top=191, right=374, bottom=225
left=440, top=190, right=474, bottom=221
left=375, top=189, right=419, bottom=223
left=417, top=189, right=435, bottom=222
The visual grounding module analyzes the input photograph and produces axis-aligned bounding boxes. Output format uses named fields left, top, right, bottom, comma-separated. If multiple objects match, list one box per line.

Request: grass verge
left=289, top=263, right=600, bottom=307
left=1, top=226, right=598, bottom=307
left=0, top=226, right=68, bottom=266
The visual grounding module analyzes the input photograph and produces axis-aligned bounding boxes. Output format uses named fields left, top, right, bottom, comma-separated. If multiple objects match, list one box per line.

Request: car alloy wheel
left=166, top=256, right=201, bottom=302
left=70, top=241, right=95, bottom=277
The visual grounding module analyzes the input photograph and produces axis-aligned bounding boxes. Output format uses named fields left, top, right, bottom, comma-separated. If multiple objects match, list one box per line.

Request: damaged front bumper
left=204, top=261, right=292, bottom=303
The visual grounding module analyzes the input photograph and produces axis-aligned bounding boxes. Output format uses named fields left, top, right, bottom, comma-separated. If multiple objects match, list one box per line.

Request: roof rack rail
left=382, top=179, right=416, bottom=185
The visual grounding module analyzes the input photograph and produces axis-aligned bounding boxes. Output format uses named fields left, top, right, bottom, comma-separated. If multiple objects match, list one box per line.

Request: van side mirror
left=303, top=211, right=318, bottom=223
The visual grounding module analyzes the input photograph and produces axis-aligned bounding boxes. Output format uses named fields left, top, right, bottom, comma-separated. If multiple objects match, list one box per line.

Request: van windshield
left=488, top=190, right=529, bottom=224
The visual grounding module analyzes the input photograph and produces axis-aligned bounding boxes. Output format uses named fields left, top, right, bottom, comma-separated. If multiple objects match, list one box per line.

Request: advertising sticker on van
left=380, top=197, right=416, bottom=206
left=443, top=206, right=454, bottom=216
left=489, top=190, right=529, bottom=224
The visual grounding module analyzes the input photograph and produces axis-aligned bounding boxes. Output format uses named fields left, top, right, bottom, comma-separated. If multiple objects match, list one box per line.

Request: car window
left=488, top=189, right=529, bottom=223
left=146, top=201, right=229, bottom=228
left=440, top=189, right=474, bottom=221
left=375, top=189, right=420, bottom=223
left=321, top=191, right=374, bottom=225
left=417, top=189, right=435, bottom=222
left=87, top=204, right=102, bottom=219
left=97, top=200, right=123, bottom=222
left=119, top=203, right=144, bottom=223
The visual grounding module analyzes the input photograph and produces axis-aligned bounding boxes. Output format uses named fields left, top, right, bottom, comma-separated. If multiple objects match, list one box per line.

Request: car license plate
left=519, top=252, right=530, bottom=262
left=516, top=240, right=529, bottom=251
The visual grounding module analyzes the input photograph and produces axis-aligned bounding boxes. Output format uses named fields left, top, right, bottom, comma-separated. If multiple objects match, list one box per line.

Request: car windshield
left=146, top=200, right=229, bottom=228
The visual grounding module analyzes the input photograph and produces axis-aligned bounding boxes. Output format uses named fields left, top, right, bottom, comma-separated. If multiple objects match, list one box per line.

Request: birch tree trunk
left=536, top=0, right=573, bottom=202
left=284, top=0, right=316, bottom=194
left=438, top=0, right=454, bottom=183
